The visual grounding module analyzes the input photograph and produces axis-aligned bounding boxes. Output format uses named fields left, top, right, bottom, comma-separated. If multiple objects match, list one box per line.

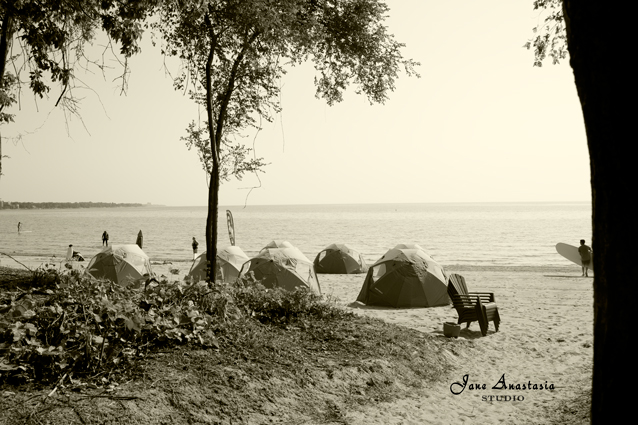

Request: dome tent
left=314, top=243, right=368, bottom=274
left=240, top=247, right=321, bottom=294
left=188, top=246, right=250, bottom=283
left=356, top=245, right=449, bottom=308
left=260, top=240, right=294, bottom=252
left=393, top=243, right=424, bottom=250
left=87, top=244, right=154, bottom=285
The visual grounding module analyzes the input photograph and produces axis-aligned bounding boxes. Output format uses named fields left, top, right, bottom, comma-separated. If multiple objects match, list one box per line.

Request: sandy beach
left=1, top=256, right=593, bottom=424
left=318, top=265, right=592, bottom=424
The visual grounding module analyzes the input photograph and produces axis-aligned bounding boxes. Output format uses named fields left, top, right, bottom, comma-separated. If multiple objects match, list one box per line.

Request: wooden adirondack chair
left=447, top=273, right=500, bottom=336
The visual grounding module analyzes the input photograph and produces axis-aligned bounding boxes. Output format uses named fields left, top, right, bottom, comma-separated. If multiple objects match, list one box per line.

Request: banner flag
left=226, top=210, right=235, bottom=246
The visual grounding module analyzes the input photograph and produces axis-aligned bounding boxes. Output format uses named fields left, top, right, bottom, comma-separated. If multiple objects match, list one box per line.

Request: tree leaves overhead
left=181, top=120, right=267, bottom=182
left=0, top=0, right=158, bottom=104
left=311, top=0, right=419, bottom=105
left=0, top=0, right=158, bottom=179
left=156, top=0, right=419, bottom=169
left=525, top=0, right=567, bottom=67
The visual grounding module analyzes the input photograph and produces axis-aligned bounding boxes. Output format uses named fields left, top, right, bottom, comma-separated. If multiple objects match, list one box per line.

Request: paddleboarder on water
left=192, top=237, right=199, bottom=260
left=578, top=239, right=592, bottom=277
left=17, top=222, right=22, bottom=233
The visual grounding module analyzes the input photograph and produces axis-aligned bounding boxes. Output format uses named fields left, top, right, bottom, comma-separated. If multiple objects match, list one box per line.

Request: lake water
left=0, top=202, right=591, bottom=268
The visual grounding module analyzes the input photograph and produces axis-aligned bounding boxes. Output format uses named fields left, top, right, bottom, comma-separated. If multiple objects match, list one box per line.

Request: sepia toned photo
left=1, top=1, right=628, bottom=424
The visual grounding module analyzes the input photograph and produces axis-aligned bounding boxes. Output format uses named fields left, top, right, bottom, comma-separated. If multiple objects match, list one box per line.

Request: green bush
left=231, top=280, right=349, bottom=325
left=0, top=268, right=347, bottom=386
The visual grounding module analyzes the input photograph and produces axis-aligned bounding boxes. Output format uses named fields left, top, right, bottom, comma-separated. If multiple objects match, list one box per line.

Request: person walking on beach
left=102, top=231, right=109, bottom=246
left=578, top=239, right=592, bottom=277
left=192, top=237, right=199, bottom=260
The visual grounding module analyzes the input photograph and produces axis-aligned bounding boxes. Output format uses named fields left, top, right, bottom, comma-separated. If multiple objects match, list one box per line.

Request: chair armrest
left=467, top=291, right=495, bottom=302
left=450, top=294, right=487, bottom=307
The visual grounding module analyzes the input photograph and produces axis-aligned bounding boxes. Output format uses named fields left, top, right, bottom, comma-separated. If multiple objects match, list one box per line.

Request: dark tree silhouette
left=562, top=0, right=634, bottom=421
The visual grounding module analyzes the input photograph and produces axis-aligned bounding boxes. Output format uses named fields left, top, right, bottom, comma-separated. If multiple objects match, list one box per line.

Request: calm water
left=0, top=203, right=591, bottom=268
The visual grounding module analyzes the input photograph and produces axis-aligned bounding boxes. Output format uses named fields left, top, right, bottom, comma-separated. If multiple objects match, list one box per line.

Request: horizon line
left=1, top=200, right=592, bottom=208
left=169, top=200, right=592, bottom=208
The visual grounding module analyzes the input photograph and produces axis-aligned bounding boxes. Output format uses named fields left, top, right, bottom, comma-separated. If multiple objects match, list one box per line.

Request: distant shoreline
left=0, top=201, right=591, bottom=210
left=0, top=202, right=147, bottom=210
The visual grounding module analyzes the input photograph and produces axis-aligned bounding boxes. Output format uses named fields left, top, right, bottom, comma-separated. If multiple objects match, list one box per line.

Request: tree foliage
left=0, top=0, right=158, bottom=98
left=525, top=0, right=567, bottom=66
left=0, top=0, right=159, bottom=178
left=181, top=120, right=267, bottom=183
left=154, top=0, right=419, bottom=280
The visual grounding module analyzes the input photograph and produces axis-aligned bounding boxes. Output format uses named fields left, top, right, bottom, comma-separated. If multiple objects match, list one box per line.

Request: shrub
left=0, top=269, right=347, bottom=386
left=231, top=279, right=350, bottom=325
left=0, top=270, right=220, bottom=385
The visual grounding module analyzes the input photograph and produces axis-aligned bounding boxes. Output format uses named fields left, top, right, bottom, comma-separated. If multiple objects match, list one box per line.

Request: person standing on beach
left=102, top=231, right=109, bottom=246
left=578, top=239, right=592, bottom=277
left=192, top=237, right=199, bottom=260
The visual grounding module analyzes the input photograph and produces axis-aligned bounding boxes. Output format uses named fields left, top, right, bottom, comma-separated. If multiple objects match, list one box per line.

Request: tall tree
left=530, top=0, right=634, bottom=420
left=561, top=1, right=634, bottom=421
left=156, top=0, right=418, bottom=280
left=0, top=0, right=158, bottom=180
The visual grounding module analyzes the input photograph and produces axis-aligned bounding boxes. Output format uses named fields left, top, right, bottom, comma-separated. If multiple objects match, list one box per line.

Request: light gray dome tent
left=188, top=246, right=250, bottom=283
left=240, top=247, right=321, bottom=294
left=260, top=240, right=294, bottom=252
left=87, top=244, right=154, bottom=285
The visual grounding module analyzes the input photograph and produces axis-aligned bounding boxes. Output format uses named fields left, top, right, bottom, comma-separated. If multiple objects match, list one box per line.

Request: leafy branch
left=524, top=0, right=568, bottom=67
left=1, top=266, right=345, bottom=387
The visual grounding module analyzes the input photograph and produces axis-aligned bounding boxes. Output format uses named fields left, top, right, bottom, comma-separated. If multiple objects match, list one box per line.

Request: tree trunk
left=0, top=12, right=13, bottom=81
left=202, top=27, right=256, bottom=282
left=205, top=159, right=220, bottom=282
left=0, top=12, right=14, bottom=182
left=562, top=1, right=635, bottom=421
left=204, top=35, right=218, bottom=283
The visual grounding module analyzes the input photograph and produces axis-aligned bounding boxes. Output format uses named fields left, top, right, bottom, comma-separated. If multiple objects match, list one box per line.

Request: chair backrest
left=448, top=273, right=469, bottom=299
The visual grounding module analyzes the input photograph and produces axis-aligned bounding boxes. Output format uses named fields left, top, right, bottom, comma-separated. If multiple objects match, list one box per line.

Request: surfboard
left=555, top=242, right=594, bottom=272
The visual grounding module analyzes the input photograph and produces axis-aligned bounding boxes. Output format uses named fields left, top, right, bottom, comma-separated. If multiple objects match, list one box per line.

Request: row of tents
left=85, top=242, right=450, bottom=308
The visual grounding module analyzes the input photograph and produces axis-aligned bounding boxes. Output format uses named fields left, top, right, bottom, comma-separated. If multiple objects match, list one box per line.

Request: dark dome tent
left=356, top=245, right=449, bottom=308
left=314, top=243, right=368, bottom=274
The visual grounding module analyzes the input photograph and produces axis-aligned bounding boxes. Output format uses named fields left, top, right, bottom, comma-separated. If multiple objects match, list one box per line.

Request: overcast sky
left=0, top=1, right=589, bottom=207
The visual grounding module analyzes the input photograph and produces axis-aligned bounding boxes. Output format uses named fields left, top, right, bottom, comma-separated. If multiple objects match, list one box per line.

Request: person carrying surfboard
left=578, top=239, right=593, bottom=277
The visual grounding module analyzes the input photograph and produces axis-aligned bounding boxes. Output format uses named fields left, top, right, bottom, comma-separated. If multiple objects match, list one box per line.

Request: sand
left=1, top=255, right=593, bottom=424
left=337, top=267, right=592, bottom=424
